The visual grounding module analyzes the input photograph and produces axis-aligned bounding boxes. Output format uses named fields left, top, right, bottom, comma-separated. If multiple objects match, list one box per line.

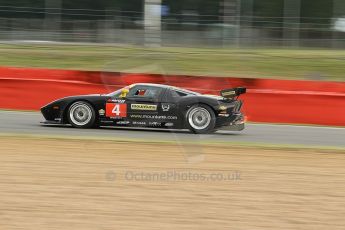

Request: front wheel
left=185, top=104, right=216, bottom=134
left=67, top=101, right=97, bottom=128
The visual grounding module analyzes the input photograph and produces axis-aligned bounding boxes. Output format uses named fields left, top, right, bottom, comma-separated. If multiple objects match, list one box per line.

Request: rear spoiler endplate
left=220, top=87, right=246, bottom=99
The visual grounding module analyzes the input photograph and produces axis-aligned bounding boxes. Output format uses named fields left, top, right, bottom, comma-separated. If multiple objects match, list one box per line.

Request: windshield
left=106, top=88, right=123, bottom=97
left=107, top=85, right=200, bottom=98
left=106, top=85, right=133, bottom=97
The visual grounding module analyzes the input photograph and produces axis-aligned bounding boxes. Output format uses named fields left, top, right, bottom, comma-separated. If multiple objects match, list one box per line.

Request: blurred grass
left=0, top=43, right=344, bottom=81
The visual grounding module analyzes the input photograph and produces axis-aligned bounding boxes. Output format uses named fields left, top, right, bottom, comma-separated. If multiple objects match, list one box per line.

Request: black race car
left=41, top=83, right=246, bottom=134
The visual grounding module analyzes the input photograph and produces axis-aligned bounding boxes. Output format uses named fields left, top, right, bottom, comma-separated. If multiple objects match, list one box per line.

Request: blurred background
left=0, top=2, right=345, bottom=230
left=0, top=0, right=344, bottom=82
left=0, top=0, right=345, bottom=48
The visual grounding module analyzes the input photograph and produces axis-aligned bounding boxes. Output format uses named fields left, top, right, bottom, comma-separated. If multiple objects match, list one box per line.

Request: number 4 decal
left=106, top=103, right=127, bottom=118
left=112, top=104, right=121, bottom=116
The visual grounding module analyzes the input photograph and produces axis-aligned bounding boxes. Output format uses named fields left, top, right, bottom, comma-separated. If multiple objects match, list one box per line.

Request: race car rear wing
left=220, top=87, right=246, bottom=99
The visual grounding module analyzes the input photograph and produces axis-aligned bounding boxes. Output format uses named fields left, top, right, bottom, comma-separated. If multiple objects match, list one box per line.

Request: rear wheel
left=185, top=104, right=216, bottom=134
left=68, top=101, right=96, bottom=128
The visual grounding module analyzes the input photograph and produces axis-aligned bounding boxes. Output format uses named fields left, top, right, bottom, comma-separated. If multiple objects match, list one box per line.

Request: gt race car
left=41, top=83, right=246, bottom=134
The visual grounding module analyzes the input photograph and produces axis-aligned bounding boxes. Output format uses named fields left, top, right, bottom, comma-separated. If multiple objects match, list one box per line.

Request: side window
left=171, top=90, right=188, bottom=97
left=127, top=86, right=162, bottom=99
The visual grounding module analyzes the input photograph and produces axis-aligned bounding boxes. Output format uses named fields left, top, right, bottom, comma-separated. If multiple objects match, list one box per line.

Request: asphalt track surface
left=0, top=110, right=344, bottom=148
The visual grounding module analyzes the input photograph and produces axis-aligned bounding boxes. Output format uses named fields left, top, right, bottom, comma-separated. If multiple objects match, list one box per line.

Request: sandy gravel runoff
left=0, top=137, right=344, bottom=230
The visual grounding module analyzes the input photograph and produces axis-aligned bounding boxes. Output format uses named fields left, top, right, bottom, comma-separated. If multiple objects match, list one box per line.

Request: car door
left=159, top=88, right=185, bottom=128
left=125, top=85, right=165, bottom=127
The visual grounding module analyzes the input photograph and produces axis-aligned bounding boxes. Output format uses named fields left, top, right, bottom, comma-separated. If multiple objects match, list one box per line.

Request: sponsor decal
left=162, top=104, right=170, bottom=112
left=222, top=91, right=236, bottom=97
left=99, top=109, right=105, bottom=116
left=129, top=114, right=178, bottom=120
left=219, top=106, right=227, bottom=111
left=116, top=120, right=130, bottom=125
left=132, top=121, right=147, bottom=126
left=106, top=103, right=127, bottom=118
left=165, top=122, right=174, bottom=127
left=218, top=113, right=230, bottom=117
left=149, top=121, right=162, bottom=126
left=131, top=104, right=157, bottom=111
left=108, top=99, right=126, bottom=103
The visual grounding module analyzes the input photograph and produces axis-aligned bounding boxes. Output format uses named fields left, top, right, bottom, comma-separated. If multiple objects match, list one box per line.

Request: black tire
left=185, top=104, right=216, bottom=134
left=67, top=101, right=97, bottom=128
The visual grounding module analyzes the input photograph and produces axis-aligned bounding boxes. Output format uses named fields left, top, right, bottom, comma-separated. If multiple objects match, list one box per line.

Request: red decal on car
left=106, top=103, right=127, bottom=118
